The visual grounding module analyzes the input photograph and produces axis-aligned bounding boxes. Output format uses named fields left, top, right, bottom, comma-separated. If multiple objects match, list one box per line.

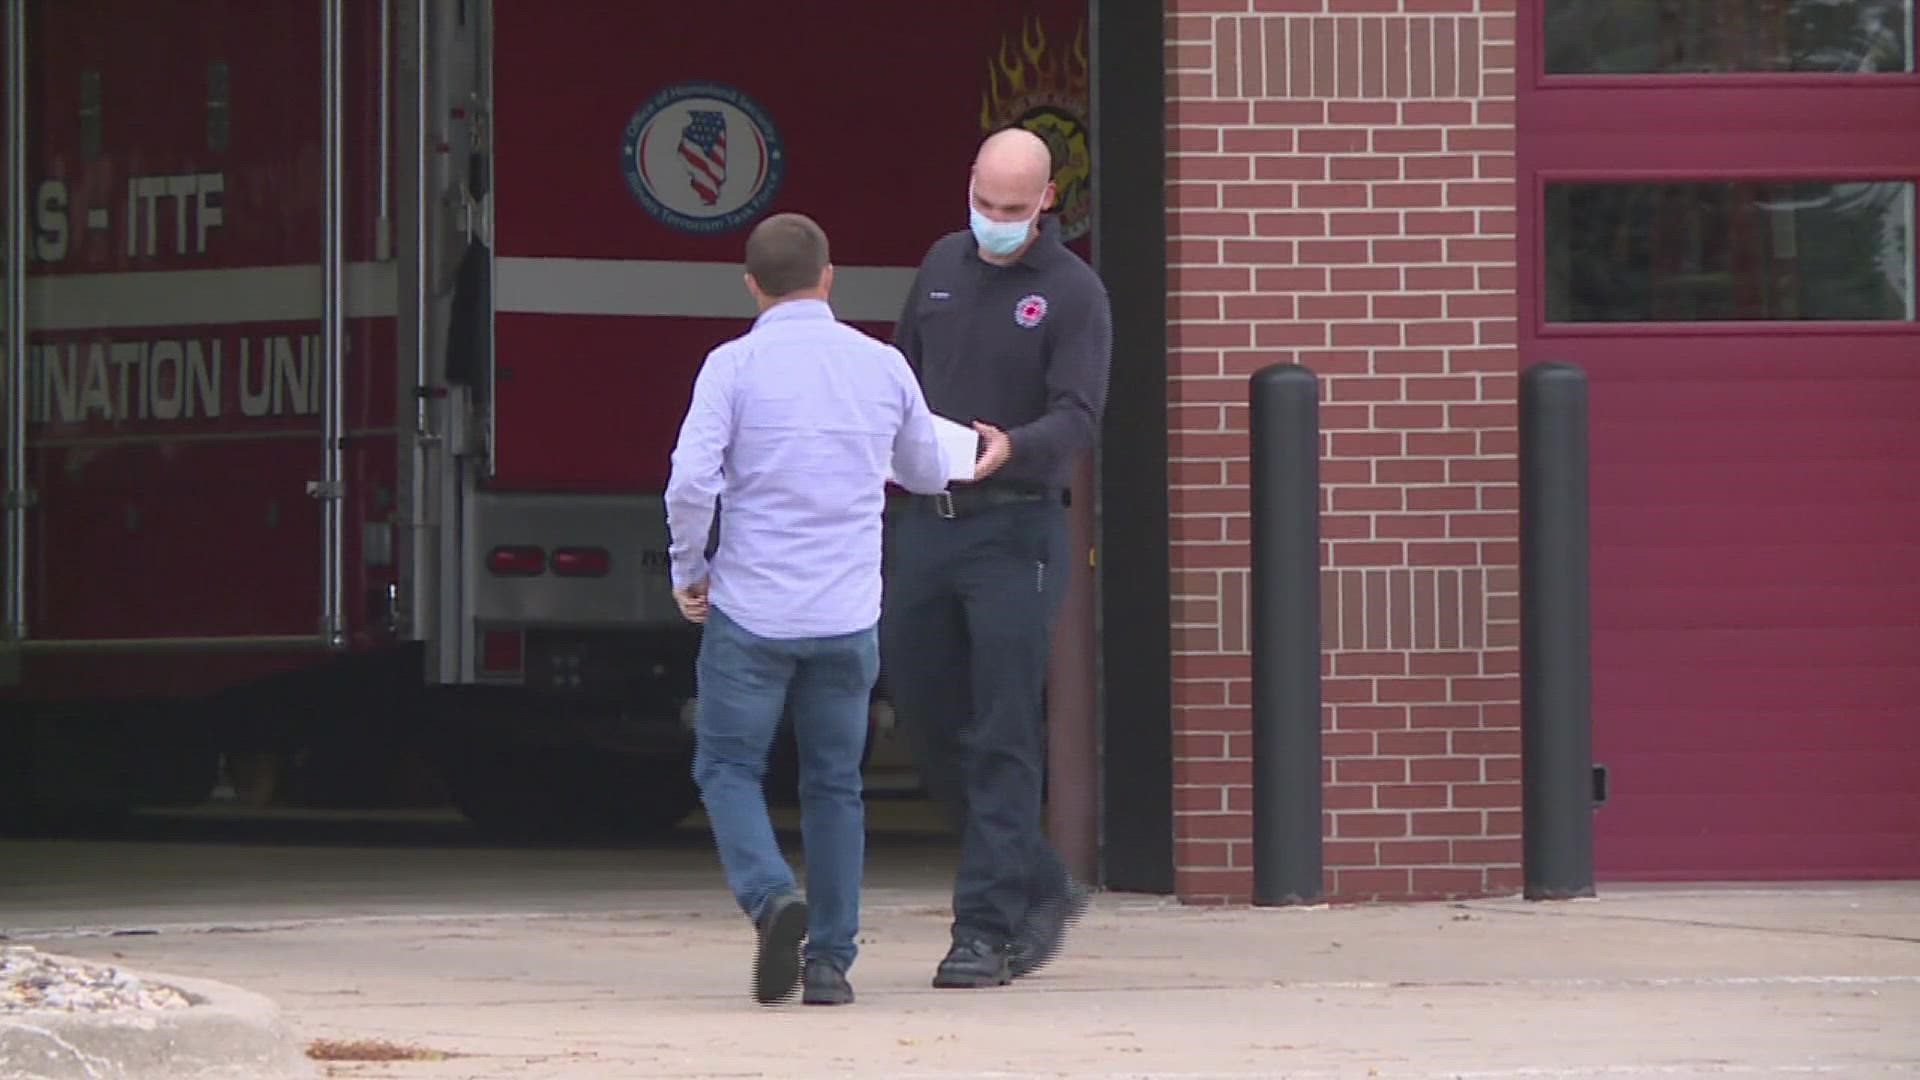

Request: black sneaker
left=1010, top=877, right=1092, bottom=979
left=932, top=937, right=1012, bottom=989
left=751, top=892, right=808, bottom=1006
left=801, top=959, right=854, bottom=1006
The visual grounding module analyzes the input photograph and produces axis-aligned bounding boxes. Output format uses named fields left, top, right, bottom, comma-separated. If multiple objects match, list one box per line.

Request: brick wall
left=1163, top=0, right=1523, bottom=904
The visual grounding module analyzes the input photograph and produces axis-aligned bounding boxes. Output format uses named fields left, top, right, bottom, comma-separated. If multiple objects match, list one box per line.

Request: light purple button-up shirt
left=664, top=298, right=949, bottom=640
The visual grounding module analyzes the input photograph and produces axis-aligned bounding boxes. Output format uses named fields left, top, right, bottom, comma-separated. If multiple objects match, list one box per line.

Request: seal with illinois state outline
left=620, top=81, right=785, bottom=235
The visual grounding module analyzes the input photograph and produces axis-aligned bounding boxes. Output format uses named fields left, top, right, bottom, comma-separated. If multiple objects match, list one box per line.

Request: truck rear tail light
left=487, top=545, right=545, bottom=576
left=550, top=546, right=611, bottom=578
left=480, top=629, right=524, bottom=675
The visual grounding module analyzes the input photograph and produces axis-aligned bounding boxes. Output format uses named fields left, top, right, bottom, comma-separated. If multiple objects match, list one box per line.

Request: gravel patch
left=1, top=945, right=194, bottom=1014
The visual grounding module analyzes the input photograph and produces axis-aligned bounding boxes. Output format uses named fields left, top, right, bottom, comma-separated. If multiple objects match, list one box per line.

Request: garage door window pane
left=1546, top=181, right=1916, bottom=322
left=1546, top=0, right=1916, bottom=74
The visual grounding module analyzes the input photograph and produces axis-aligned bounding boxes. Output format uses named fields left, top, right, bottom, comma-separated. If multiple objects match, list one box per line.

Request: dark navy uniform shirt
left=892, top=216, right=1113, bottom=493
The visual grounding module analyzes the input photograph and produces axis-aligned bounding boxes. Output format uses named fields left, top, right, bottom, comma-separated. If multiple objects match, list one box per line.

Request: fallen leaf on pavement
left=307, top=1038, right=455, bottom=1062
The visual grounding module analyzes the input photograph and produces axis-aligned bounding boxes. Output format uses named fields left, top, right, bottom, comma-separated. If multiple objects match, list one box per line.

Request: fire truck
left=0, top=0, right=1093, bottom=836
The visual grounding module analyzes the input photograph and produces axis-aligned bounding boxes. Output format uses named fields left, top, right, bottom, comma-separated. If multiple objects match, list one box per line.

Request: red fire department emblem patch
left=1014, top=294, right=1048, bottom=329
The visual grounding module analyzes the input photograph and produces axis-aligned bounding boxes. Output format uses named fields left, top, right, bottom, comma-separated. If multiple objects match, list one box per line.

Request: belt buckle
left=934, top=491, right=956, bottom=520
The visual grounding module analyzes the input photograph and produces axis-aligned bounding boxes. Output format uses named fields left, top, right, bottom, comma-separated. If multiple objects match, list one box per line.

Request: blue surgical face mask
left=968, top=182, right=1040, bottom=257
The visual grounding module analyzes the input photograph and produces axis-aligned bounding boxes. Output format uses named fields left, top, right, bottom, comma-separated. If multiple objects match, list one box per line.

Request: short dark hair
left=745, top=213, right=830, bottom=298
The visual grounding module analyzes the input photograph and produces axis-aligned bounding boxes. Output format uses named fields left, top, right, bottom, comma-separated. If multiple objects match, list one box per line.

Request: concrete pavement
left=3, top=816, right=1917, bottom=1078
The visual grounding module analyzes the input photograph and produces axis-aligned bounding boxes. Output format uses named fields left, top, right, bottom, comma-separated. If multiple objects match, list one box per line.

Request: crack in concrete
left=302, top=1061, right=1920, bottom=1080
left=0, top=1021, right=117, bottom=1080
left=1458, top=900, right=1920, bottom=947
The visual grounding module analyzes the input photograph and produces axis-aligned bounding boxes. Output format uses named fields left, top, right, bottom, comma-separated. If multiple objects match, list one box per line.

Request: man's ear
left=819, top=264, right=836, bottom=296
left=1042, top=181, right=1057, bottom=212
left=744, top=271, right=762, bottom=304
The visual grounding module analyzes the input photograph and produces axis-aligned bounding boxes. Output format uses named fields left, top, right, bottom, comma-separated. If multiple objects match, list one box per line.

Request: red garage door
left=1518, top=1, right=1920, bottom=878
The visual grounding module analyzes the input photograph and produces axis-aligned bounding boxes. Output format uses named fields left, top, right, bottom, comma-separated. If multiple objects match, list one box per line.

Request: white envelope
left=888, top=413, right=979, bottom=486
left=931, top=414, right=981, bottom=482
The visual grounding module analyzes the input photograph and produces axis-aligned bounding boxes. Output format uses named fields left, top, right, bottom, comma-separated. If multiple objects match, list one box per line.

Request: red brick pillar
left=1164, top=0, right=1523, bottom=903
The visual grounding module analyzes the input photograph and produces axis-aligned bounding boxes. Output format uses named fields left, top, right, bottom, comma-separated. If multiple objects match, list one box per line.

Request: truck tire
left=127, top=746, right=221, bottom=809
left=0, top=708, right=133, bottom=837
left=446, top=749, right=699, bottom=841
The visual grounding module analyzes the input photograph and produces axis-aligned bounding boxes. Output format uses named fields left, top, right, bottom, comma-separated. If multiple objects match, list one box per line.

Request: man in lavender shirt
left=664, top=213, right=963, bottom=1007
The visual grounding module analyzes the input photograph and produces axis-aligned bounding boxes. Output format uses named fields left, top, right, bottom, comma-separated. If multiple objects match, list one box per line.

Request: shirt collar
left=753, top=297, right=834, bottom=328
left=1018, top=216, right=1064, bottom=268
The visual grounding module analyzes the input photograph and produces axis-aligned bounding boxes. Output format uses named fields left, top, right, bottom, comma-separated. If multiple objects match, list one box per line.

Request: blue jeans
left=692, top=606, right=877, bottom=972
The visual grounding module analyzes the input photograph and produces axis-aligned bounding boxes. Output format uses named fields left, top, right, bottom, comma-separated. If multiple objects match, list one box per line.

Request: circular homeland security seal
left=1014, top=293, right=1049, bottom=329
left=619, top=81, right=785, bottom=235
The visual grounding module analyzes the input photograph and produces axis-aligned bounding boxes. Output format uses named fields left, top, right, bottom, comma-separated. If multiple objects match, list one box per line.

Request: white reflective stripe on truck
left=27, top=262, right=401, bottom=330
left=25, top=258, right=921, bottom=330
left=493, top=257, right=919, bottom=323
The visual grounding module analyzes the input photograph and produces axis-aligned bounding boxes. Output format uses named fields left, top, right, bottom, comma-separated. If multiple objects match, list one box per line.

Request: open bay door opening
left=440, top=0, right=1097, bottom=837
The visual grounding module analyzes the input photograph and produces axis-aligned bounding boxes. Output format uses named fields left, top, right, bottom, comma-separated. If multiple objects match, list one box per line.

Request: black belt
left=911, top=486, right=1058, bottom=520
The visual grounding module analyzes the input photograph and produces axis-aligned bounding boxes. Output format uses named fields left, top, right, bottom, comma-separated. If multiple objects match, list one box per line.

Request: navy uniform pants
left=882, top=495, right=1071, bottom=946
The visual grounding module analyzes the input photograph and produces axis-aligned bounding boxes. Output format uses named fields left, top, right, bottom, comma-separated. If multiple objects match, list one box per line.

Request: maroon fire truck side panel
left=490, top=1, right=1094, bottom=492
left=7, top=0, right=398, bottom=699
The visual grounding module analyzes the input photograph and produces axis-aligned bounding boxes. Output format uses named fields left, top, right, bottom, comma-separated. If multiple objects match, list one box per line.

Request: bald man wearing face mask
left=884, top=127, right=1113, bottom=989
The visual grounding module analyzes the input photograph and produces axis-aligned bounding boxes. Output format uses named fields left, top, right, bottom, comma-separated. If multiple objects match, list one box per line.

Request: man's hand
left=673, top=579, right=710, bottom=624
left=972, top=422, right=1012, bottom=481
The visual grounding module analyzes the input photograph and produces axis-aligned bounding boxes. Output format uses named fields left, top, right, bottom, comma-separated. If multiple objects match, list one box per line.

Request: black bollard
left=1249, top=363, right=1323, bottom=906
left=1520, top=361, right=1597, bottom=900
